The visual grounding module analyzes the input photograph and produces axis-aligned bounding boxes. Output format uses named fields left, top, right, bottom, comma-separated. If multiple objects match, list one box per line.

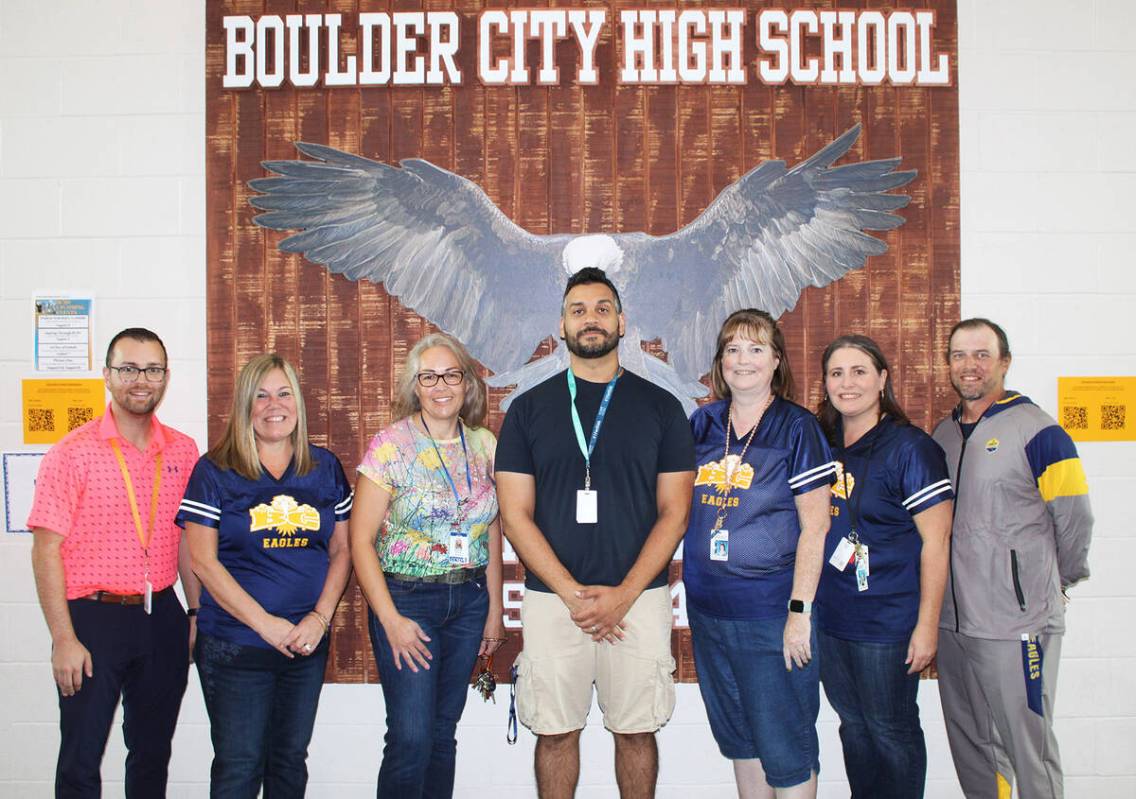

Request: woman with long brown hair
left=815, top=334, right=953, bottom=798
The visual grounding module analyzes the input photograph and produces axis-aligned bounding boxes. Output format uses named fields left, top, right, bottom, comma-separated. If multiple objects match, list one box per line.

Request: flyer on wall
left=34, top=296, right=93, bottom=372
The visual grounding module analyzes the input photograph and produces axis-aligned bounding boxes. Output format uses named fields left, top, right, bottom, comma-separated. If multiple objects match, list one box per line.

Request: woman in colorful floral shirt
left=350, top=332, right=505, bottom=799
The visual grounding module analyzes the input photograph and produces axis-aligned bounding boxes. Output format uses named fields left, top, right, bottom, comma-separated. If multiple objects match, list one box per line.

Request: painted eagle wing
left=620, top=124, right=916, bottom=384
left=249, top=143, right=566, bottom=376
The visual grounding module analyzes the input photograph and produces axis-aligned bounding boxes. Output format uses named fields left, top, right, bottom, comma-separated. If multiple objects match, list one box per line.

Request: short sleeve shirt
left=27, top=405, right=199, bottom=599
left=176, top=445, right=352, bottom=648
left=817, top=416, right=953, bottom=642
left=357, top=420, right=498, bottom=578
left=495, top=369, right=695, bottom=591
left=683, top=397, right=836, bottom=620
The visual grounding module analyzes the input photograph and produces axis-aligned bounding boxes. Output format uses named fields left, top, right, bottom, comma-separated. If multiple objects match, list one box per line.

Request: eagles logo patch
left=985, top=438, right=1000, bottom=454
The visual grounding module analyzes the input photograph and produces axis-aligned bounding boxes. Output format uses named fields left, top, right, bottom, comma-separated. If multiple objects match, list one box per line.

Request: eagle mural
left=249, top=123, right=915, bottom=413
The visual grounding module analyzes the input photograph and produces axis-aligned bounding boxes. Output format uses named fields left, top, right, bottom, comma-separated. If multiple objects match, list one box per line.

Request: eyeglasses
left=416, top=371, right=464, bottom=387
left=108, top=365, right=168, bottom=383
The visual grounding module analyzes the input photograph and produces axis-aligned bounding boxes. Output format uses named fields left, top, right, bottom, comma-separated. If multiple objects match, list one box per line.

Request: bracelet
left=482, top=637, right=507, bottom=642
left=307, top=610, right=330, bottom=634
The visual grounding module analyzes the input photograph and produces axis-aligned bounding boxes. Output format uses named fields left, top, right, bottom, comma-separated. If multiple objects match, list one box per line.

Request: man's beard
left=564, top=326, right=621, bottom=359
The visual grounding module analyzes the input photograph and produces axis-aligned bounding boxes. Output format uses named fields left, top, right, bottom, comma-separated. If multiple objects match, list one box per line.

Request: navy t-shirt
left=176, top=445, right=353, bottom=648
left=495, top=368, right=695, bottom=592
left=684, top=397, right=836, bottom=620
left=816, top=416, right=953, bottom=643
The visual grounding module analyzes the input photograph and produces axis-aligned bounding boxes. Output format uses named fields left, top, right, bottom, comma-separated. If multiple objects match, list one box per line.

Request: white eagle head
left=561, top=234, right=624, bottom=276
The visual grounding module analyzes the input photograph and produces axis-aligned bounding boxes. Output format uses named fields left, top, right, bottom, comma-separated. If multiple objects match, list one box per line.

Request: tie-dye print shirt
left=358, top=417, right=498, bottom=578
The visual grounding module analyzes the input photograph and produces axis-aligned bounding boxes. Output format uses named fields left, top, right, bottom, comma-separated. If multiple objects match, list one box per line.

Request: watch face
left=789, top=600, right=804, bottom=613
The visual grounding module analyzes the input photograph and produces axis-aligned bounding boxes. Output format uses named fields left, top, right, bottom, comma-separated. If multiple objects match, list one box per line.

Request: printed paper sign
left=3, top=452, right=45, bottom=533
left=1058, top=377, right=1135, bottom=442
left=35, top=297, right=93, bottom=371
left=21, top=379, right=105, bottom=445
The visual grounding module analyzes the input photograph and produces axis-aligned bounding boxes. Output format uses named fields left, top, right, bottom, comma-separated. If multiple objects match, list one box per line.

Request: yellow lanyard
left=109, top=439, right=163, bottom=554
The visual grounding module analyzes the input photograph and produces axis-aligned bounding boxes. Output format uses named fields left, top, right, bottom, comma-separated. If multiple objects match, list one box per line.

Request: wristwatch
left=787, top=599, right=812, bottom=614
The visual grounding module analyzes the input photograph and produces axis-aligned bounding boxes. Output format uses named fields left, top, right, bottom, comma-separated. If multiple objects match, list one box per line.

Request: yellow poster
left=1058, top=377, right=1136, bottom=442
left=21, top=379, right=105, bottom=445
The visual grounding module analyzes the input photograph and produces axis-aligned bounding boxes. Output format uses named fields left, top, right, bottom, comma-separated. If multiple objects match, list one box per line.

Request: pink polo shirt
left=27, top=405, right=198, bottom=599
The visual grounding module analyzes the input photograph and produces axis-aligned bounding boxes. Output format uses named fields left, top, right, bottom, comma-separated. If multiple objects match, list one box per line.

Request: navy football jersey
left=176, top=445, right=352, bottom=648
left=817, top=416, right=953, bottom=642
left=684, top=397, right=836, bottom=620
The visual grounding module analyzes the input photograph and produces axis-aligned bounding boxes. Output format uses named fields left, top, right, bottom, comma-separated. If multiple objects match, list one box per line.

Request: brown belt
left=80, top=586, right=171, bottom=606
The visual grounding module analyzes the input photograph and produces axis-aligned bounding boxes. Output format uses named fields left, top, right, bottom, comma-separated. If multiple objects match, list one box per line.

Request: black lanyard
left=838, top=430, right=878, bottom=535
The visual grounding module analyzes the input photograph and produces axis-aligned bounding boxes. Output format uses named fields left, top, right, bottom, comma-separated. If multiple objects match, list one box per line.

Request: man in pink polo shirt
left=29, top=328, right=200, bottom=798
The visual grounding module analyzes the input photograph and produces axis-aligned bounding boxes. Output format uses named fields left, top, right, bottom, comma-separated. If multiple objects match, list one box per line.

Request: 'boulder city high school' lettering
left=222, top=7, right=951, bottom=89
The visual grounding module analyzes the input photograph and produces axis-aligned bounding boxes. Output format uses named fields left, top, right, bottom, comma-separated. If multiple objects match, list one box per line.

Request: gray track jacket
left=932, top=393, right=1093, bottom=639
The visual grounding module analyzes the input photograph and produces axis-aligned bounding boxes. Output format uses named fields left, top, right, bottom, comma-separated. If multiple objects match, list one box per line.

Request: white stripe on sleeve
left=903, top=479, right=953, bottom=511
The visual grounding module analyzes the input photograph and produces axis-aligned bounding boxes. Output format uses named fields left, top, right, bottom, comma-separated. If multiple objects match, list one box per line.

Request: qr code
left=1063, top=406, right=1088, bottom=430
left=1101, top=404, right=1126, bottom=431
left=67, top=406, right=93, bottom=431
left=27, top=407, right=55, bottom=432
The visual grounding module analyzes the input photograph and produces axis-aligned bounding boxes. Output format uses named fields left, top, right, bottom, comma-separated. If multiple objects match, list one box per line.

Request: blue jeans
left=688, top=605, right=820, bottom=788
left=195, top=632, right=329, bottom=799
left=368, top=577, right=489, bottom=799
left=818, top=631, right=926, bottom=799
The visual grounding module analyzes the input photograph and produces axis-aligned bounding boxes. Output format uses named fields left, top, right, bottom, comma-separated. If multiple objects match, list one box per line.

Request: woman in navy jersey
left=815, top=334, right=953, bottom=799
left=684, top=309, right=836, bottom=799
left=178, top=353, right=353, bottom=797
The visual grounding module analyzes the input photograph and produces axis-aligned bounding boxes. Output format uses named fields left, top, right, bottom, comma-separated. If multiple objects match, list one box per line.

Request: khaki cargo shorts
left=513, top=585, right=676, bottom=735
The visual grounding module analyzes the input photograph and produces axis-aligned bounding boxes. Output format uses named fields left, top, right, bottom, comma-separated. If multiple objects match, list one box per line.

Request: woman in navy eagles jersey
left=684, top=309, right=836, bottom=799
left=178, top=354, right=353, bottom=798
left=815, top=335, right=953, bottom=799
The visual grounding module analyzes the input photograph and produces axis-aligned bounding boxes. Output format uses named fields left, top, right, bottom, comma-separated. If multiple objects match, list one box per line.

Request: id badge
left=855, top=545, right=870, bottom=592
left=576, top=489, right=598, bottom=524
left=710, top=529, right=729, bottom=561
left=448, top=530, right=471, bottom=564
left=829, top=537, right=856, bottom=571
left=144, top=579, right=153, bottom=615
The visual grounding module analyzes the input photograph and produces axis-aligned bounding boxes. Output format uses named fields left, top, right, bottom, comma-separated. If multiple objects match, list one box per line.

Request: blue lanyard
left=418, top=413, right=473, bottom=508
left=566, top=368, right=620, bottom=491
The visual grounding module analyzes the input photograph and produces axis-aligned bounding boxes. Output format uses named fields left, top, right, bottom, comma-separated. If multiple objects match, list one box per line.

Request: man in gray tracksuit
left=932, top=318, right=1092, bottom=799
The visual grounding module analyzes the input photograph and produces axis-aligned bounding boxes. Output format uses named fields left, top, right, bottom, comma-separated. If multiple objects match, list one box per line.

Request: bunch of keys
left=473, top=655, right=497, bottom=703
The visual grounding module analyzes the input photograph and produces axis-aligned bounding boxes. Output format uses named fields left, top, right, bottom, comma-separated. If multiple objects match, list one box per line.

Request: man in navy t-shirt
left=496, top=267, right=695, bottom=799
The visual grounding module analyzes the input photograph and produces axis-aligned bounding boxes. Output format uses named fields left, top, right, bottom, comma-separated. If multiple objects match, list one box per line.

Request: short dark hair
left=105, top=328, right=167, bottom=367
left=563, top=267, right=622, bottom=313
left=948, top=318, right=1011, bottom=361
left=816, top=334, right=910, bottom=443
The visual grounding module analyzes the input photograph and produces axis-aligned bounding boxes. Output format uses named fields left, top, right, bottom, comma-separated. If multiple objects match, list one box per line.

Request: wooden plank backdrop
left=206, top=0, right=960, bottom=684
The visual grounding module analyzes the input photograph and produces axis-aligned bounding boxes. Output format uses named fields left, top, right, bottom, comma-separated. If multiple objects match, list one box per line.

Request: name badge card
left=829, top=537, right=856, bottom=571
left=855, top=545, right=870, bottom=592
left=576, top=489, right=598, bottom=524
left=144, top=579, right=153, bottom=615
left=448, top=530, right=471, bottom=564
left=710, top=529, right=729, bottom=561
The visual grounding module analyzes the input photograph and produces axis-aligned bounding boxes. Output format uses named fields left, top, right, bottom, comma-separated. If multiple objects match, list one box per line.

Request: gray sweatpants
left=937, top=629, right=1063, bottom=799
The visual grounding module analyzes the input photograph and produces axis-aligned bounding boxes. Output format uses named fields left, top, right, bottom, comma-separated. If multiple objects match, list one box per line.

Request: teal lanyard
left=419, top=414, right=472, bottom=510
left=566, top=368, right=620, bottom=491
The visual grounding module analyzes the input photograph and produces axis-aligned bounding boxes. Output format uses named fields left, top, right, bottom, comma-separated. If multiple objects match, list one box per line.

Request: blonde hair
left=709, top=309, right=796, bottom=402
left=207, top=353, right=313, bottom=480
left=392, top=333, right=488, bottom=428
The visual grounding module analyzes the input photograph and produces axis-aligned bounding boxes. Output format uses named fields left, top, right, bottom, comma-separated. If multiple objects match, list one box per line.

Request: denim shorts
left=688, top=605, right=820, bottom=788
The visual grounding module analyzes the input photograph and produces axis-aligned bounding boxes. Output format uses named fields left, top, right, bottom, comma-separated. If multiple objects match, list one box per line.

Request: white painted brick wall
left=0, top=0, right=1132, bottom=795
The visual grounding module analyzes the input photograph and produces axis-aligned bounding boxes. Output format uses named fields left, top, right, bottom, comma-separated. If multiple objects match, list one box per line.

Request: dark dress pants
left=56, top=588, right=189, bottom=798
